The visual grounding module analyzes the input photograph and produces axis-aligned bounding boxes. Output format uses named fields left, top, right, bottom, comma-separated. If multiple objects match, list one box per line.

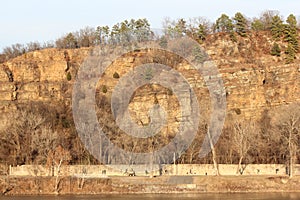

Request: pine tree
left=216, top=14, right=236, bottom=42
left=270, top=43, right=281, bottom=56
left=284, top=14, right=299, bottom=52
left=285, top=43, right=296, bottom=63
left=233, top=12, right=248, bottom=37
left=271, top=15, right=284, bottom=40
left=216, top=14, right=234, bottom=33
left=283, top=14, right=299, bottom=63
left=251, top=19, right=264, bottom=31
left=175, top=18, right=187, bottom=35
left=64, top=33, right=77, bottom=49
left=159, top=36, right=168, bottom=48
left=197, top=24, right=207, bottom=42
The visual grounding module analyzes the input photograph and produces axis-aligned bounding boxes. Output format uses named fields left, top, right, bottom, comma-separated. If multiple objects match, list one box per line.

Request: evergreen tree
left=96, top=26, right=110, bottom=45
left=251, top=19, right=264, bottom=31
left=134, top=18, right=152, bottom=42
left=282, top=14, right=299, bottom=63
left=164, top=18, right=186, bottom=38
left=159, top=36, right=168, bottom=48
left=270, top=43, right=281, bottom=56
left=271, top=15, right=284, bottom=40
left=215, top=14, right=236, bottom=42
left=233, top=12, right=248, bottom=37
left=193, top=46, right=207, bottom=63
left=64, top=33, right=77, bottom=49
left=215, top=14, right=234, bottom=33
left=111, top=23, right=121, bottom=44
left=285, top=43, right=296, bottom=63
left=284, top=14, right=298, bottom=52
left=197, top=24, right=207, bottom=42
left=175, top=18, right=187, bottom=35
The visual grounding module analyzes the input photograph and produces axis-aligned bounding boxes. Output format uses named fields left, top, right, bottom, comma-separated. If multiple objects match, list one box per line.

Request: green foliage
left=259, top=10, right=280, bottom=30
left=215, top=14, right=236, bottom=42
left=285, top=43, right=296, bottom=63
left=251, top=19, right=264, bottom=31
left=197, top=24, right=207, bottom=42
left=230, top=32, right=237, bottom=42
left=144, top=67, right=153, bottom=80
left=193, top=46, right=207, bottom=63
left=271, top=15, right=284, bottom=40
left=270, top=43, right=281, bottom=56
left=102, top=85, right=108, bottom=93
left=96, top=25, right=110, bottom=45
left=165, top=18, right=187, bottom=38
left=109, top=18, right=152, bottom=44
left=65, top=33, right=77, bottom=48
left=175, top=18, right=187, bottom=34
left=282, top=14, right=298, bottom=63
left=113, top=72, right=120, bottom=79
left=271, top=44, right=281, bottom=57
left=286, top=14, right=297, bottom=28
left=133, top=18, right=152, bottom=42
left=233, top=12, right=248, bottom=37
left=215, top=14, right=234, bottom=33
left=284, top=14, right=299, bottom=51
left=66, top=72, right=72, bottom=81
left=159, top=36, right=168, bottom=48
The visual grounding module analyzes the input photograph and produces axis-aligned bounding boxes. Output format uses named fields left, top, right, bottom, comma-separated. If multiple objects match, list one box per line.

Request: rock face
left=0, top=34, right=299, bottom=124
left=0, top=48, right=90, bottom=113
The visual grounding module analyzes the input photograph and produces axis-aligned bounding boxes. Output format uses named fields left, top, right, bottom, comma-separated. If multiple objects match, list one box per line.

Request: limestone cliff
left=0, top=33, right=299, bottom=121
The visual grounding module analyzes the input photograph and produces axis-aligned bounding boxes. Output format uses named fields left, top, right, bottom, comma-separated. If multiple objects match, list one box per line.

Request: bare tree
left=231, top=119, right=257, bottom=175
left=272, top=103, right=300, bottom=178
left=259, top=10, right=281, bottom=30
left=0, top=106, right=60, bottom=165
left=46, top=145, right=71, bottom=193
left=207, top=126, right=220, bottom=176
left=0, top=110, right=45, bottom=164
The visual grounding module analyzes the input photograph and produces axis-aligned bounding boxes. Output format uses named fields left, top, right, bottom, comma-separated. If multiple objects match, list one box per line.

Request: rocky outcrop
left=0, top=34, right=299, bottom=124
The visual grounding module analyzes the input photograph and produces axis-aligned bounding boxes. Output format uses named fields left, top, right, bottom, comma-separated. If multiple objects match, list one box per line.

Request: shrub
left=234, top=108, right=242, bottom=115
left=66, top=72, right=72, bottom=81
left=113, top=72, right=120, bottom=79
left=270, top=43, right=281, bottom=56
left=102, top=85, right=108, bottom=93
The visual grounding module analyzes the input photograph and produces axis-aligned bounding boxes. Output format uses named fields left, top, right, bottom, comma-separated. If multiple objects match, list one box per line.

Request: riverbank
left=1, top=175, right=300, bottom=195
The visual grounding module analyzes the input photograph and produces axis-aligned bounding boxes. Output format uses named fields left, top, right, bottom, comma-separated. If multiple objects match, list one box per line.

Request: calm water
left=1, top=193, right=300, bottom=200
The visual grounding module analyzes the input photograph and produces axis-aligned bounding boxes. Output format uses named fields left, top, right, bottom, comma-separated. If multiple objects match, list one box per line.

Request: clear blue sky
left=1, top=0, right=299, bottom=50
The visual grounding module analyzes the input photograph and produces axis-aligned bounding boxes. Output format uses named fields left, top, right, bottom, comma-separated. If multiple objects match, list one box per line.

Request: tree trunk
left=288, top=130, right=293, bottom=178
left=211, top=147, right=219, bottom=176
left=236, top=156, right=243, bottom=175
left=54, top=159, right=63, bottom=193
left=289, top=154, right=293, bottom=178
left=208, top=128, right=219, bottom=176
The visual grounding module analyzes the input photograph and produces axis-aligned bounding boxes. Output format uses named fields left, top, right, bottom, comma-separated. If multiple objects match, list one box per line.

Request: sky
left=1, top=0, right=299, bottom=51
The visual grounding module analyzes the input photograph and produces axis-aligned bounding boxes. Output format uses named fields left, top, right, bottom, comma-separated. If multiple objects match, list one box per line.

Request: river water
left=1, top=193, right=300, bottom=200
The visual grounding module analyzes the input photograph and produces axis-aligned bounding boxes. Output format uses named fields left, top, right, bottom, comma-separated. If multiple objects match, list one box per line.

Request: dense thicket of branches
left=0, top=103, right=94, bottom=166
left=0, top=100, right=299, bottom=168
